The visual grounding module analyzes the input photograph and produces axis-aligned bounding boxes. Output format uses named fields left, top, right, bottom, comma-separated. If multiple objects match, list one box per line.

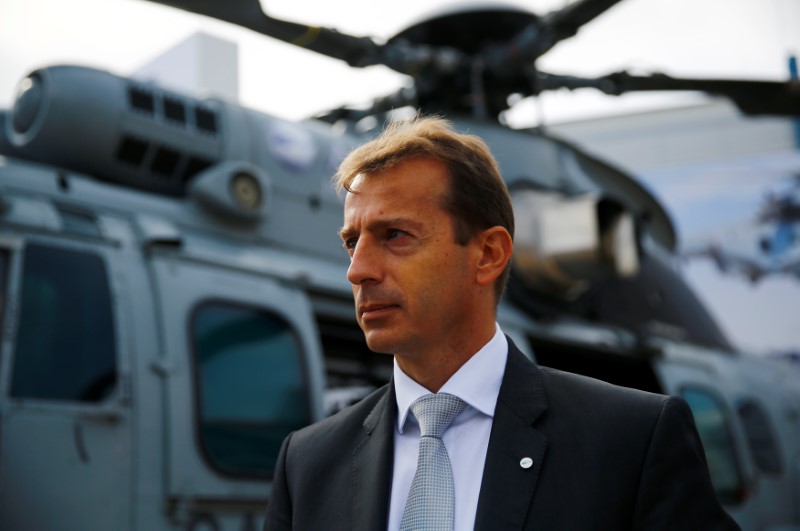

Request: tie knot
left=410, top=393, right=467, bottom=439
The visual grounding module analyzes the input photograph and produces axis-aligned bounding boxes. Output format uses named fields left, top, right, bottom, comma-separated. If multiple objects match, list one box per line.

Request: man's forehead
left=348, top=157, right=448, bottom=190
left=347, top=172, right=369, bottom=192
left=343, top=174, right=397, bottom=206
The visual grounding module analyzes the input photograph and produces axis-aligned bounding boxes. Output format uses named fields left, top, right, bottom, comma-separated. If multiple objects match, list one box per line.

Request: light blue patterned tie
left=400, top=393, right=467, bottom=531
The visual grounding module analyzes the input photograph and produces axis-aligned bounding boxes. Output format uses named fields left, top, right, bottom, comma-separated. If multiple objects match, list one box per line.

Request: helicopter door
left=0, top=239, right=132, bottom=531
left=149, top=254, right=324, bottom=526
left=655, top=355, right=753, bottom=526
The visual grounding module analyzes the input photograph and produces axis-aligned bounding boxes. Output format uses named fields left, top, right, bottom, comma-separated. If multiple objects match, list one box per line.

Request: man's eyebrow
left=338, top=218, right=423, bottom=240
left=337, top=226, right=355, bottom=241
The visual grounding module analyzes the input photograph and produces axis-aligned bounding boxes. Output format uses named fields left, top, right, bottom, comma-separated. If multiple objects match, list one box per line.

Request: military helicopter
left=1, top=0, right=799, bottom=530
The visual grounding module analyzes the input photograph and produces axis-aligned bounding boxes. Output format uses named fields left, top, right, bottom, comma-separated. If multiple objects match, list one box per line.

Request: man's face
left=339, top=157, right=482, bottom=361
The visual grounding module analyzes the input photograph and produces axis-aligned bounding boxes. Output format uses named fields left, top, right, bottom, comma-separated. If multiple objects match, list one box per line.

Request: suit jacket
left=264, top=340, right=739, bottom=530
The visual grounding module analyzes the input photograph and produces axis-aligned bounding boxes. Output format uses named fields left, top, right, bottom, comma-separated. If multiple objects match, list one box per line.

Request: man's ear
left=475, top=226, right=513, bottom=287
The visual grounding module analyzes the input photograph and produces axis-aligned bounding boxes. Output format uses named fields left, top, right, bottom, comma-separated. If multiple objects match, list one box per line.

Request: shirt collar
left=394, top=323, right=508, bottom=433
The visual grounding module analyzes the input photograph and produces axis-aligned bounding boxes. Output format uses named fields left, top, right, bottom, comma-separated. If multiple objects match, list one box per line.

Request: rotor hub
left=389, top=4, right=538, bottom=54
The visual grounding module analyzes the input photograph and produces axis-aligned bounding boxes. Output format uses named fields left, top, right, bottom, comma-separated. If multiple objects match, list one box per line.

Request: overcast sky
left=2, top=0, right=799, bottom=353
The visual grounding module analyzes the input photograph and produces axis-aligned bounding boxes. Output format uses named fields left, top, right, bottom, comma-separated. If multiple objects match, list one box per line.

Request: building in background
left=134, top=32, right=239, bottom=103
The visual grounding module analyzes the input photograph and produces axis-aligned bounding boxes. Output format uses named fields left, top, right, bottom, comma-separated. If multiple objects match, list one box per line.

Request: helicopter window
left=191, top=301, right=311, bottom=478
left=128, top=86, right=155, bottom=115
left=681, top=388, right=745, bottom=506
left=195, top=106, right=218, bottom=135
left=737, top=400, right=782, bottom=475
left=163, top=97, right=187, bottom=126
left=10, top=244, right=116, bottom=402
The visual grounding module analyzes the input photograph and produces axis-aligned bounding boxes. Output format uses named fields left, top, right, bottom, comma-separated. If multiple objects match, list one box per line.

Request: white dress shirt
left=387, top=324, right=509, bottom=531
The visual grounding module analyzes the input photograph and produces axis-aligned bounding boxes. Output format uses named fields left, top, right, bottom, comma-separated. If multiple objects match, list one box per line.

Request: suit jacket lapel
left=352, top=383, right=396, bottom=531
left=474, top=341, right=548, bottom=531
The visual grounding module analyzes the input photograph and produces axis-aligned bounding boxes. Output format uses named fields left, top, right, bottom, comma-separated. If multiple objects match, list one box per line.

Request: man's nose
left=347, top=239, right=383, bottom=286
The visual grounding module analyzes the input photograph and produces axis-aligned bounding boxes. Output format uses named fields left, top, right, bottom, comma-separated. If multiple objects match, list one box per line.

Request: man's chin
left=363, top=330, right=400, bottom=355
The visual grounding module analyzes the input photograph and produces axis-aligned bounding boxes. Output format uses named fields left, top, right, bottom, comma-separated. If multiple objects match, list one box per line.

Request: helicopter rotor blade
left=145, top=0, right=473, bottom=74
left=144, top=0, right=383, bottom=66
left=535, top=71, right=800, bottom=117
left=530, top=0, right=623, bottom=59
left=143, top=0, right=623, bottom=79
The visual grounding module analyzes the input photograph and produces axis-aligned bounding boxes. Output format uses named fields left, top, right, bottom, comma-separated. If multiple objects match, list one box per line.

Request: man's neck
left=394, top=321, right=497, bottom=392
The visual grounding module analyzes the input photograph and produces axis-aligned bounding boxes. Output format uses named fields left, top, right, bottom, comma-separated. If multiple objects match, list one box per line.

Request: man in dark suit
left=264, top=117, right=738, bottom=530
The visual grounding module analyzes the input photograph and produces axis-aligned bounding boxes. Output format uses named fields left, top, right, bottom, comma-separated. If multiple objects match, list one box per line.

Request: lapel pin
left=520, top=457, right=533, bottom=469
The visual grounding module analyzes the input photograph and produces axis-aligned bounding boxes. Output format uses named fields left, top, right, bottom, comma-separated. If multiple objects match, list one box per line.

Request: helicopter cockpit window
left=681, top=388, right=745, bottom=506
left=191, top=302, right=311, bottom=477
left=10, top=244, right=117, bottom=402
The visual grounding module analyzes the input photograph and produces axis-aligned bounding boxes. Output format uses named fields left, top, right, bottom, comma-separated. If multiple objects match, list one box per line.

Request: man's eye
left=387, top=229, right=406, bottom=240
left=344, top=238, right=357, bottom=250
